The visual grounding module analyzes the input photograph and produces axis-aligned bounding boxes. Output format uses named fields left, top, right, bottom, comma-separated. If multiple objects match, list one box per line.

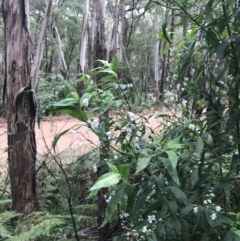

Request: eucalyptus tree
left=2, top=0, right=52, bottom=214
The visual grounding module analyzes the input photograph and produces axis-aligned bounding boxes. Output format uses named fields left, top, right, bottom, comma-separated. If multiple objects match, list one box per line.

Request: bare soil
left=0, top=114, right=162, bottom=171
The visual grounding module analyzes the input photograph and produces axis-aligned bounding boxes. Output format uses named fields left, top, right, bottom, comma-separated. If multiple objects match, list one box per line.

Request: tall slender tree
left=2, top=0, right=52, bottom=214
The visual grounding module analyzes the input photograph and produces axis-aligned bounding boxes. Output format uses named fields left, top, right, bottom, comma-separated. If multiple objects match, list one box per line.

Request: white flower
left=215, top=206, right=221, bottom=212
left=127, top=83, right=133, bottom=88
left=91, top=119, right=99, bottom=129
left=164, top=99, right=168, bottom=104
left=170, top=96, right=174, bottom=102
left=128, top=112, right=135, bottom=122
left=181, top=87, right=185, bottom=92
left=211, top=213, right=217, bottom=220
left=106, top=131, right=112, bottom=140
left=93, top=164, right=97, bottom=172
left=75, top=141, right=84, bottom=149
left=176, top=83, right=180, bottom=90
left=193, top=207, right=198, bottom=213
left=114, top=83, right=119, bottom=89
left=106, top=196, right=111, bottom=203
left=98, top=89, right=103, bottom=93
left=203, top=199, right=211, bottom=204
left=127, top=127, right=132, bottom=134
left=148, top=215, right=156, bottom=223
left=83, top=98, right=89, bottom=107
left=173, top=74, right=178, bottom=79
left=188, top=124, right=196, bottom=130
left=114, top=155, right=118, bottom=159
left=142, top=226, right=148, bottom=233
left=182, top=99, right=188, bottom=106
left=151, top=97, right=156, bottom=103
left=143, top=133, right=149, bottom=139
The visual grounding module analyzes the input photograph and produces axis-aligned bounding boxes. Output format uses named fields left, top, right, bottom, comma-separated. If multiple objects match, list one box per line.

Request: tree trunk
left=78, top=0, right=89, bottom=74
left=2, top=0, right=52, bottom=215
left=94, top=0, right=107, bottom=64
left=53, top=23, right=69, bottom=81
left=77, top=0, right=89, bottom=97
left=160, top=7, right=170, bottom=94
left=2, top=0, right=38, bottom=214
left=153, top=14, right=160, bottom=92
left=109, top=0, right=120, bottom=62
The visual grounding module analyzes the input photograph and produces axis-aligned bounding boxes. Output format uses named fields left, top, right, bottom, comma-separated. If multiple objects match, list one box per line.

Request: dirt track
left=0, top=114, right=162, bottom=170
left=0, top=116, right=99, bottom=170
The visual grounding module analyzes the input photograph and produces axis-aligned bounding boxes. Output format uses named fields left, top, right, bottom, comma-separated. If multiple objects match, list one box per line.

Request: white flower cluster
left=147, top=215, right=156, bottom=224
left=82, top=98, right=89, bottom=107
left=88, top=119, right=99, bottom=129
left=93, top=164, right=97, bottom=173
left=106, top=131, right=112, bottom=140
left=120, top=212, right=129, bottom=219
left=128, top=112, right=136, bottom=122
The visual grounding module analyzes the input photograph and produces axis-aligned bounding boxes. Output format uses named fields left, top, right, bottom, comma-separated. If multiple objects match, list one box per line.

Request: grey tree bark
left=2, top=0, right=52, bottom=215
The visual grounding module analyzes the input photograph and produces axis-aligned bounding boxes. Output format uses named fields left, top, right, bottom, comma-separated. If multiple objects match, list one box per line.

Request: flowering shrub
left=39, top=58, right=240, bottom=241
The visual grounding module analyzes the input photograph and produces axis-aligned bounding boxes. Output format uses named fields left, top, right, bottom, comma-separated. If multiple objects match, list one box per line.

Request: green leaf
left=51, top=97, right=78, bottom=106
left=168, top=186, right=188, bottom=204
left=0, top=199, right=12, bottom=205
left=80, top=93, right=93, bottom=107
left=135, top=149, right=152, bottom=174
left=161, top=157, right=180, bottom=185
left=126, top=185, right=138, bottom=212
left=180, top=206, right=193, bottom=217
left=112, top=57, right=119, bottom=73
left=231, top=228, right=240, bottom=237
left=217, top=42, right=227, bottom=60
left=44, top=105, right=88, bottom=122
left=182, top=219, right=190, bottom=241
left=165, top=150, right=178, bottom=169
left=100, top=186, right=126, bottom=227
left=226, top=109, right=240, bottom=133
left=108, top=163, right=119, bottom=173
left=52, top=128, right=71, bottom=152
left=162, top=22, right=172, bottom=44
left=168, top=201, right=178, bottom=214
left=118, top=164, right=130, bottom=180
left=195, top=136, right=204, bottom=157
left=90, top=172, right=121, bottom=191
